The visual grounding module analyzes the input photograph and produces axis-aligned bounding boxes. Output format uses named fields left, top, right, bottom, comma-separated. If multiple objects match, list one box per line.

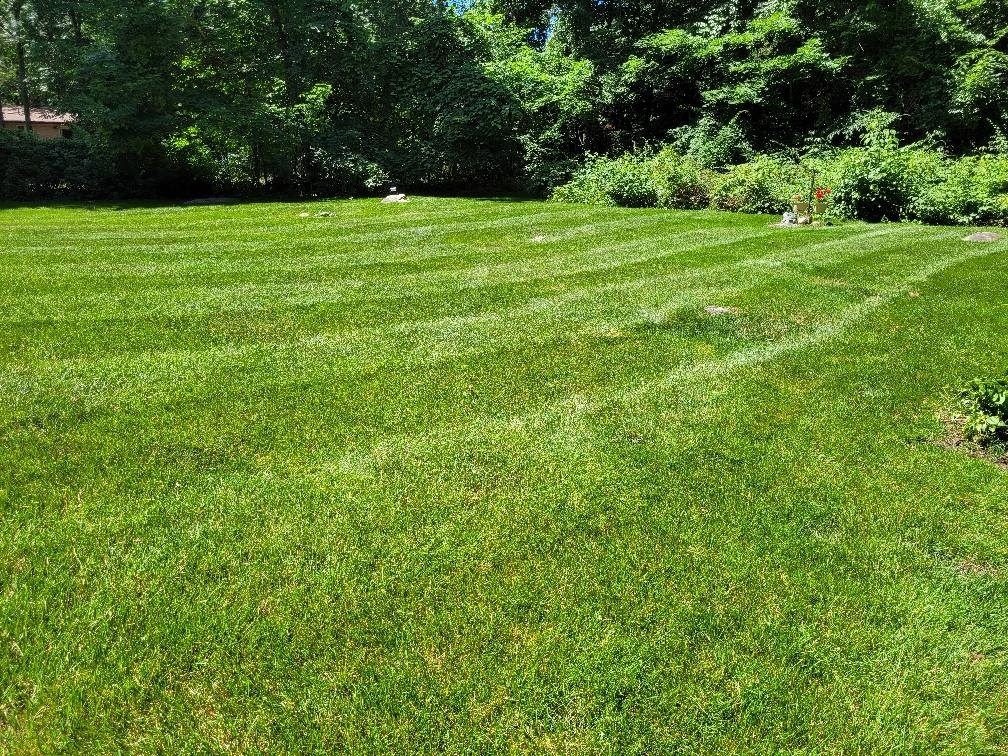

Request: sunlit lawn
left=2, top=197, right=1007, bottom=751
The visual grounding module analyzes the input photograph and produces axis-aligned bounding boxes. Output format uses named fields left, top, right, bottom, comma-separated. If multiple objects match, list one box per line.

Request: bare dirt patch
left=938, top=411, right=1008, bottom=469
left=957, top=558, right=1000, bottom=577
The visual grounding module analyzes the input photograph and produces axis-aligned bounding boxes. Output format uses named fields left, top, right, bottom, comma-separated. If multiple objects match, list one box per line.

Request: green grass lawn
left=2, top=197, right=1007, bottom=752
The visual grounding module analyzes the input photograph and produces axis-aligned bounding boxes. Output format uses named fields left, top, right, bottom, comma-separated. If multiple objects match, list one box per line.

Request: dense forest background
left=0, top=0, right=1006, bottom=210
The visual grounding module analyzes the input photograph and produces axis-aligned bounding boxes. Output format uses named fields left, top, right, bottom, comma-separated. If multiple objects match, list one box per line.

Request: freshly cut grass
left=2, top=197, right=1008, bottom=752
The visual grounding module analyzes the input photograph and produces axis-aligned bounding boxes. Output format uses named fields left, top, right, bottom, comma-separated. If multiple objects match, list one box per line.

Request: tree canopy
left=0, top=0, right=1005, bottom=196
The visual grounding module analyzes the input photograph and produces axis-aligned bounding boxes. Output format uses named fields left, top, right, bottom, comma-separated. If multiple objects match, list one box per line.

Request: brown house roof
left=2, top=106, right=74, bottom=124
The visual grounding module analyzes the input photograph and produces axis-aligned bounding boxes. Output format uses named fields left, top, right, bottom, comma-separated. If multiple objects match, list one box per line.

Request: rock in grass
left=382, top=193, right=408, bottom=203
left=705, top=305, right=739, bottom=316
left=964, top=232, right=1002, bottom=242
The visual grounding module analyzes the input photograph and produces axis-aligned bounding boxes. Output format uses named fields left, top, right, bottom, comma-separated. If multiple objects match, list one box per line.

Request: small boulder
left=382, top=193, right=409, bottom=203
left=964, top=231, right=1002, bottom=242
left=705, top=305, right=739, bottom=316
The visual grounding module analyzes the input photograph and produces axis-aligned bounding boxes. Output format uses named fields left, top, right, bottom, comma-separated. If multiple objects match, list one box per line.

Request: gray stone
left=964, top=231, right=1002, bottom=242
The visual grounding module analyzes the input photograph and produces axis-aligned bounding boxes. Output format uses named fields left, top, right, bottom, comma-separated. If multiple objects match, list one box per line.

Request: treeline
left=0, top=0, right=1006, bottom=205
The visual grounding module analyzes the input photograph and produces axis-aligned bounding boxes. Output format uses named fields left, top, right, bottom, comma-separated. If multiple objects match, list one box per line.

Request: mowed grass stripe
left=0, top=229, right=936, bottom=410
left=0, top=203, right=608, bottom=255
left=0, top=220, right=778, bottom=325
left=310, top=231, right=993, bottom=482
left=2, top=215, right=881, bottom=329
left=0, top=207, right=706, bottom=304
left=1, top=226, right=954, bottom=436
left=0, top=223, right=904, bottom=374
left=0, top=198, right=534, bottom=244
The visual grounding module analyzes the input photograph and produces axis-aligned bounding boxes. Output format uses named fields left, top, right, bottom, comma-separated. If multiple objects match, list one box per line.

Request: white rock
left=382, top=193, right=408, bottom=203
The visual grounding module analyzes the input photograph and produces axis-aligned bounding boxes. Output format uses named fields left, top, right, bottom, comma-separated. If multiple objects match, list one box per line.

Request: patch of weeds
left=944, top=376, right=1008, bottom=466
left=962, top=377, right=1008, bottom=448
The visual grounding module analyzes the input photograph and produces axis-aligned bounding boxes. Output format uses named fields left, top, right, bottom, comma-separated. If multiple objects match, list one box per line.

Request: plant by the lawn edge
left=959, top=376, right=1008, bottom=456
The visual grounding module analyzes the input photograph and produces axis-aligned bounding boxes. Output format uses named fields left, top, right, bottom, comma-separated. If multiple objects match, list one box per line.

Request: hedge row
left=551, top=145, right=1008, bottom=226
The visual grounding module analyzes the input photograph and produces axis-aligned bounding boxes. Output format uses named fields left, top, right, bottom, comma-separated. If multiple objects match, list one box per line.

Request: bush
left=961, top=376, right=1008, bottom=450
left=546, top=137, right=1008, bottom=226
left=551, top=152, right=659, bottom=207
left=310, top=148, right=390, bottom=196
left=0, top=130, right=100, bottom=199
left=551, top=148, right=712, bottom=209
left=825, top=146, right=1008, bottom=225
left=672, top=116, right=754, bottom=169
left=710, top=155, right=804, bottom=214
left=518, top=138, right=581, bottom=198
left=908, top=153, right=1008, bottom=226
left=828, top=147, right=923, bottom=222
left=650, top=147, right=713, bottom=209
left=972, top=153, right=1008, bottom=224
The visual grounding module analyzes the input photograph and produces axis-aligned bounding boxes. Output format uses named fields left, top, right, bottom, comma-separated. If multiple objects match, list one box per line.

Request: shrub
left=551, top=148, right=712, bottom=209
left=963, top=153, right=1008, bottom=224
left=650, top=147, right=713, bottom=209
left=0, top=130, right=100, bottom=199
left=960, top=376, right=1008, bottom=450
left=551, top=152, right=659, bottom=207
left=518, top=138, right=581, bottom=198
left=310, top=148, right=390, bottom=196
left=911, top=154, right=976, bottom=225
left=826, top=147, right=1008, bottom=225
left=828, top=146, right=925, bottom=222
left=552, top=140, right=1008, bottom=225
left=673, top=116, right=754, bottom=169
left=710, top=154, right=803, bottom=214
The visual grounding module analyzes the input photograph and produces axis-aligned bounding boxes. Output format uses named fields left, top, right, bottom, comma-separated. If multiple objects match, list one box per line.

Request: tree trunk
left=264, top=0, right=311, bottom=196
left=68, top=6, right=83, bottom=45
left=16, top=38, right=32, bottom=132
left=13, top=1, right=32, bottom=133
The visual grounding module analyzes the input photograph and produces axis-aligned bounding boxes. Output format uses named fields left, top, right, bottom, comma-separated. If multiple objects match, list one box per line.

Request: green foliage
left=551, top=147, right=711, bottom=209
left=961, top=376, right=1008, bottom=448
left=650, top=147, right=713, bottom=209
left=310, top=148, right=390, bottom=196
left=672, top=116, right=754, bottom=169
left=475, top=11, right=596, bottom=194
left=710, top=155, right=803, bottom=214
left=0, top=129, right=100, bottom=198
left=828, top=143, right=1008, bottom=225
left=553, top=138, right=1008, bottom=225
left=829, top=148, right=920, bottom=222
left=2, top=0, right=1008, bottom=199
left=551, top=152, right=659, bottom=207
left=912, top=153, right=1008, bottom=225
